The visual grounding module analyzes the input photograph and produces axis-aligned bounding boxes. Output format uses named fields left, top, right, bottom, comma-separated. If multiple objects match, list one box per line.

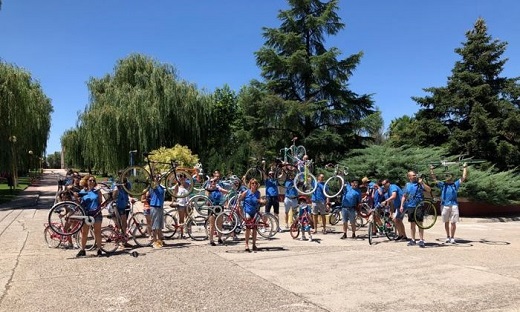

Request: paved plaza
left=0, top=170, right=519, bottom=312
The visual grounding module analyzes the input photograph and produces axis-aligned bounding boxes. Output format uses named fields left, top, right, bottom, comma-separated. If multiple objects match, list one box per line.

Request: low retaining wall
left=457, top=198, right=520, bottom=217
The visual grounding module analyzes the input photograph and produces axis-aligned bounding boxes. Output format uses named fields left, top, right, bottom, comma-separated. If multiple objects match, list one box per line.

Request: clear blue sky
left=1, top=1, right=519, bottom=155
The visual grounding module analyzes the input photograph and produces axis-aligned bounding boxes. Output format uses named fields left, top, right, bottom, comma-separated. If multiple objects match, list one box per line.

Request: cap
left=361, top=177, right=369, bottom=183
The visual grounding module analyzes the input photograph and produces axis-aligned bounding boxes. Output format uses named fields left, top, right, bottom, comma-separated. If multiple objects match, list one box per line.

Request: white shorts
left=441, top=205, right=459, bottom=223
left=284, top=197, right=298, bottom=213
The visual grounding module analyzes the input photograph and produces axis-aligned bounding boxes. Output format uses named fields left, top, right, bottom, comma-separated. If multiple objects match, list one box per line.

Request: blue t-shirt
left=437, top=180, right=461, bottom=206
left=311, top=181, right=327, bottom=203
left=373, top=187, right=384, bottom=205
left=149, top=185, right=165, bottom=207
left=402, top=182, right=424, bottom=209
left=116, top=183, right=130, bottom=208
left=341, top=184, right=361, bottom=208
left=384, top=184, right=402, bottom=208
left=284, top=179, right=298, bottom=199
left=207, top=188, right=223, bottom=205
left=265, top=178, right=278, bottom=197
left=243, top=189, right=261, bottom=216
left=80, top=189, right=100, bottom=212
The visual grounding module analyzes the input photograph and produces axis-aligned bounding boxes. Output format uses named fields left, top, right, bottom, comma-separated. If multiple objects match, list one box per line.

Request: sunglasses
left=88, top=179, right=95, bottom=182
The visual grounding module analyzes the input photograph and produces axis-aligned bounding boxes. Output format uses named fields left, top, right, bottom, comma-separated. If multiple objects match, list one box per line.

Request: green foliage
left=45, top=152, right=61, bottom=169
left=146, top=145, right=199, bottom=174
left=459, top=168, right=520, bottom=205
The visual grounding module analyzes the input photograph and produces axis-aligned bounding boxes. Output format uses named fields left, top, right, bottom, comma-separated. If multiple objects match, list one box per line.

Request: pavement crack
left=0, top=231, right=29, bottom=306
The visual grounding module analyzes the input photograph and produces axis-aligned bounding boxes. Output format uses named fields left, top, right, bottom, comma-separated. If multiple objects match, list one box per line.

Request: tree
left=250, top=0, right=376, bottom=164
left=0, top=61, right=53, bottom=185
left=46, top=152, right=61, bottom=169
left=412, top=18, right=520, bottom=170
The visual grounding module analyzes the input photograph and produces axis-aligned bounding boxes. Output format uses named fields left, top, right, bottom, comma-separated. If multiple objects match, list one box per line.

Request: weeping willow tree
left=63, top=54, right=213, bottom=174
left=0, top=61, right=53, bottom=185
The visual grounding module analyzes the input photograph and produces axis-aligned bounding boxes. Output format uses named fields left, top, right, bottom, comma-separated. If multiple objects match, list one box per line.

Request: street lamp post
left=8, top=135, right=17, bottom=188
left=28, top=150, right=33, bottom=176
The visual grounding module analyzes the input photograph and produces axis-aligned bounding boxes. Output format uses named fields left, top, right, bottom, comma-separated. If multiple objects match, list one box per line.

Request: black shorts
left=407, top=206, right=424, bottom=223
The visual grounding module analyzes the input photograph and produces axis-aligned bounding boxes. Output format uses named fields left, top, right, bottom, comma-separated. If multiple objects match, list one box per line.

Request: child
left=140, top=191, right=153, bottom=242
left=148, top=175, right=165, bottom=248
left=297, top=198, right=313, bottom=241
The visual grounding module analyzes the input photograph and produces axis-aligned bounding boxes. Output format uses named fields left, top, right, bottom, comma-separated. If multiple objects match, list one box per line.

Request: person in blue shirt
left=148, top=175, right=165, bottom=249
left=283, top=170, right=299, bottom=229
left=430, top=163, right=468, bottom=244
left=400, top=171, right=431, bottom=248
left=76, top=175, right=104, bottom=257
left=311, top=174, right=330, bottom=234
left=238, top=178, right=266, bottom=252
left=264, top=170, right=281, bottom=232
left=205, top=175, right=229, bottom=246
left=113, top=177, right=131, bottom=244
left=340, top=178, right=362, bottom=239
left=381, top=179, right=406, bottom=241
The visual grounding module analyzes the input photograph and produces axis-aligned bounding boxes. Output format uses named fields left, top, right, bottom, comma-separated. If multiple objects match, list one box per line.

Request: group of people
left=57, top=159, right=469, bottom=256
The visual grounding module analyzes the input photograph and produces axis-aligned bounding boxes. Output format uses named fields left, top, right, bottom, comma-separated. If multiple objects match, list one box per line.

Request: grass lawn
left=0, top=177, right=31, bottom=205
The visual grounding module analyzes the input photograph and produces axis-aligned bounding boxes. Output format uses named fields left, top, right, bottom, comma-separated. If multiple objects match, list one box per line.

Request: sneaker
left=157, top=240, right=164, bottom=247
left=445, top=237, right=451, bottom=243
left=285, top=225, right=289, bottom=230
left=152, top=242, right=161, bottom=249
left=300, top=235, right=307, bottom=241
left=218, top=238, right=224, bottom=245
left=351, top=234, right=356, bottom=239
left=340, top=233, right=347, bottom=239
left=394, top=235, right=403, bottom=241
left=209, top=241, right=216, bottom=246
left=96, top=249, right=103, bottom=256
left=418, top=240, right=425, bottom=248
left=407, top=240, right=416, bottom=246
left=308, top=235, right=312, bottom=242
left=450, top=238, right=456, bottom=244
left=232, top=236, right=240, bottom=241
left=76, top=249, right=86, bottom=257
left=278, top=227, right=283, bottom=233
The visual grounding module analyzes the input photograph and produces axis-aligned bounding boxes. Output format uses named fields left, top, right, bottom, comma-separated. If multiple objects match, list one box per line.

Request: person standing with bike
left=264, top=170, right=281, bottom=232
left=430, top=163, right=468, bottom=244
left=238, top=178, right=266, bottom=252
left=149, top=174, right=166, bottom=249
left=113, top=176, right=131, bottom=247
left=283, top=169, right=299, bottom=230
left=400, top=171, right=431, bottom=248
left=311, top=174, right=330, bottom=234
left=340, top=178, right=362, bottom=239
left=76, top=175, right=104, bottom=257
left=206, top=176, right=228, bottom=246
left=381, top=179, right=405, bottom=241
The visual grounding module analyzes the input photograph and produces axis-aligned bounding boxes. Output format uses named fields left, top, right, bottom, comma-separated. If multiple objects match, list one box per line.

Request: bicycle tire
left=120, top=165, right=151, bottom=197
left=186, top=216, right=209, bottom=241
left=163, top=213, right=178, bottom=239
left=368, top=222, right=374, bottom=245
left=244, top=167, right=263, bottom=185
left=358, top=203, right=371, bottom=218
left=276, top=164, right=297, bottom=186
left=356, top=214, right=366, bottom=228
left=214, top=212, right=238, bottom=235
left=44, top=225, right=62, bottom=248
left=289, top=220, right=300, bottom=239
left=48, top=201, right=86, bottom=236
left=100, top=227, right=118, bottom=254
left=323, top=175, right=344, bottom=198
left=257, top=212, right=278, bottom=239
left=187, top=194, right=213, bottom=217
left=132, top=222, right=152, bottom=247
left=75, top=227, right=96, bottom=251
left=293, top=171, right=318, bottom=195
left=295, top=145, right=306, bottom=159
left=329, top=209, right=341, bottom=225
left=415, top=201, right=437, bottom=229
left=384, top=218, right=397, bottom=240
left=165, top=170, right=194, bottom=198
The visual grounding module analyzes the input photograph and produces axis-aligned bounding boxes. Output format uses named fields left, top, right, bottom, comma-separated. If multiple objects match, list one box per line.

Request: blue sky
left=1, top=1, right=519, bottom=155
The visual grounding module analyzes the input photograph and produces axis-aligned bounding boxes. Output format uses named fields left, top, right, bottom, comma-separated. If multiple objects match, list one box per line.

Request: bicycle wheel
left=132, top=222, right=152, bottom=247
left=358, top=203, right=371, bottom=218
left=323, top=175, right=344, bottom=198
left=244, top=167, right=263, bottom=185
left=295, top=145, right=306, bottom=159
left=276, top=164, right=297, bottom=186
left=186, top=216, right=209, bottom=241
left=289, top=220, right=300, bottom=239
left=356, top=214, right=366, bottom=228
left=415, top=201, right=437, bottom=230
left=257, top=213, right=278, bottom=239
left=368, top=222, right=374, bottom=245
left=383, top=218, right=397, bottom=240
left=214, top=212, right=238, bottom=235
left=48, top=201, right=85, bottom=236
left=163, top=213, right=178, bottom=239
left=293, top=171, right=318, bottom=195
left=165, top=170, right=194, bottom=197
left=329, top=209, right=341, bottom=225
left=75, top=227, right=96, bottom=251
left=44, top=225, right=62, bottom=248
left=120, top=165, right=150, bottom=197
left=100, top=227, right=118, bottom=254
left=187, top=194, right=213, bottom=217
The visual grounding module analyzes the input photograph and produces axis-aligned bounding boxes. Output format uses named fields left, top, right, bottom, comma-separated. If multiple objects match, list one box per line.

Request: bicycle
left=328, top=201, right=366, bottom=228
left=405, top=172, right=439, bottom=230
left=104, top=197, right=152, bottom=248
left=44, top=222, right=76, bottom=248
left=367, top=203, right=397, bottom=245
left=293, top=159, right=318, bottom=195
left=119, top=152, right=194, bottom=198
left=214, top=194, right=278, bottom=239
left=323, top=164, right=348, bottom=198
left=289, top=203, right=314, bottom=239
left=280, top=136, right=306, bottom=164
left=428, top=154, right=485, bottom=172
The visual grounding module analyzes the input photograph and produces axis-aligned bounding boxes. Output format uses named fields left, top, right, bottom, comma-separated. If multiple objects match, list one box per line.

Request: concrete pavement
left=0, top=170, right=519, bottom=311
